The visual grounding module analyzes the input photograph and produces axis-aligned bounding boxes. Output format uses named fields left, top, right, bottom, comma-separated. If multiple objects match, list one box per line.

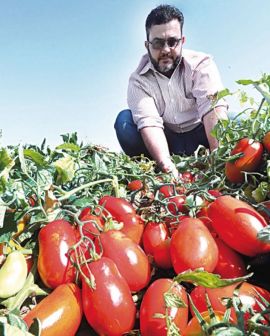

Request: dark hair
left=145, top=4, right=184, bottom=40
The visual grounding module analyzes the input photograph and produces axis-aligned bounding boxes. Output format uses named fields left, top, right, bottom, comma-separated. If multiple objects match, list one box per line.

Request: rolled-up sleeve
left=192, top=56, right=228, bottom=118
left=127, top=74, right=164, bottom=130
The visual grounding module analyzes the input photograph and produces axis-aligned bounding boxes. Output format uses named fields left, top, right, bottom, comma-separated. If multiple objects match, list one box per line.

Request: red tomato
left=116, top=213, right=145, bottom=245
left=99, top=195, right=135, bottom=217
left=167, top=195, right=187, bottom=214
left=213, top=236, right=247, bottom=279
left=196, top=212, right=215, bottom=233
left=208, top=195, right=270, bottom=256
left=127, top=179, right=144, bottom=191
left=82, top=257, right=136, bottom=335
left=99, top=230, right=151, bottom=292
left=140, top=278, right=188, bottom=336
left=165, top=215, right=190, bottom=235
left=170, top=218, right=218, bottom=274
left=262, top=131, right=270, bottom=153
left=190, top=282, right=270, bottom=322
left=99, top=196, right=144, bottom=244
left=208, top=189, right=222, bottom=198
left=24, top=283, right=83, bottom=336
left=153, top=238, right=172, bottom=269
left=179, top=172, right=195, bottom=183
left=142, top=221, right=169, bottom=255
left=159, top=185, right=175, bottom=197
left=225, top=138, right=263, bottom=183
left=79, top=208, right=104, bottom=240
left=37, top=219, right=77, bottom=288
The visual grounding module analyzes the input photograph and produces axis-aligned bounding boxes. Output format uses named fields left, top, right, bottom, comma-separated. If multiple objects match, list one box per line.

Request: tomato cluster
left=14, top=179, right=269, bottom=336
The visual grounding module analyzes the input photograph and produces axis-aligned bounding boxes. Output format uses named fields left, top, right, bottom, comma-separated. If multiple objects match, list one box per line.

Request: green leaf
left=164, top=292, right=187, bottom=308
left=53, top=154, right=76, bottom=184
left=18, top=144, right=28, bottom=175
left=0, top=148, right=13, bottom=171
left=36, top=169, right=53, bottom=191
left=236, top=79, right=257, bottom=85
left=0, top=212, right=18, bottom=243
left=93, top=153, right=108, bottom=173
left=28, top=318, right=42, bottom=336
left=56, top=143, right=81, bottom=152
left=251, top=182, right=269, bottom=202
left=70, top=197, right=93, bottom=208
left=60, top=132, right=79, bottom=145
left=7, top=313, right=28, bottom=332
left=254, top=83, right=270, bottom=103
left=173, top=268, right=252, bottom=288
left=23, top=149, right=47, bottom=168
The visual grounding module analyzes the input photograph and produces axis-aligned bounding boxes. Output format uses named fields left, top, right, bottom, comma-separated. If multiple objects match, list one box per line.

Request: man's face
left=146, top=19, right=185, bottom=77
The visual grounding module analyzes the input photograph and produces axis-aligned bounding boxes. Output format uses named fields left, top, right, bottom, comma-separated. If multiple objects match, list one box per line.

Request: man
left=114, top=4, right=227, bottom=176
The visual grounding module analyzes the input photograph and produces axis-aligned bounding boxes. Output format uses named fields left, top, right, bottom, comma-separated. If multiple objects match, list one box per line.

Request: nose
left=160, top=42, right=171, bottom=53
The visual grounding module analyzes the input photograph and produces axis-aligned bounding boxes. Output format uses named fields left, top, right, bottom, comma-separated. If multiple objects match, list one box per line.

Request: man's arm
left=140, top=126, right=178, bottom=176
left=203, top=106, right=228, bottom=151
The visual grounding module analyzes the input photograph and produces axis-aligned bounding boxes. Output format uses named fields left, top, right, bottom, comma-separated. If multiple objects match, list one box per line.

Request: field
left=0, top=75, right=270, bottom=335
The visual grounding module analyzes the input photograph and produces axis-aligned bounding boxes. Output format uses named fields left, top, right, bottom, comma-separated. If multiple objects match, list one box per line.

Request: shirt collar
left=139, top=53, right=183, bottom=76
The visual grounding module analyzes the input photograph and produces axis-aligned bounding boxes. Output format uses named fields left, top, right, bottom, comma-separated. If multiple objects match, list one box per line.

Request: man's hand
left=158, top=157, right=179, bottom=179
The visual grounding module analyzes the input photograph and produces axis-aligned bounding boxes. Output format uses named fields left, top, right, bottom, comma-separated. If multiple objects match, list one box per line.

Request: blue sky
left=0, top=1, right=269, bottom=151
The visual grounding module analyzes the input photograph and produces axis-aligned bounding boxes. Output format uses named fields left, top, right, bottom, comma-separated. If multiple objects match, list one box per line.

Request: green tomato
left=0, top=250, right=27, bottom=298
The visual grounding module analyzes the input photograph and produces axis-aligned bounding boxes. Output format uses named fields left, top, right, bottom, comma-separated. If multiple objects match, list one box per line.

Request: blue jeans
left=114, top=109, right=209, bottom=157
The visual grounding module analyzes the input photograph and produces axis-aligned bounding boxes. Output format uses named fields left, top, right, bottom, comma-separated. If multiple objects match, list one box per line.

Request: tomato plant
left=37, top=219, right=77, bottom=288
left=225, top=138, right=263, bottom=183
left=81, top=256, right=136, bottom=336
left=99, top=230, right=151, bottom=291
left=24, top=283, right=83, bottom=336
left=208, top=195, right=270, bottom=256
left=170, top=218, right=218, bottom=274
left=140, top=278, right=188, bottom=336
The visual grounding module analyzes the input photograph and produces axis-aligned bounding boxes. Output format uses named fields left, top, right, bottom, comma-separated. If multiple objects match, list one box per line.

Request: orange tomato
left=24, top=283, right=83, bottom=336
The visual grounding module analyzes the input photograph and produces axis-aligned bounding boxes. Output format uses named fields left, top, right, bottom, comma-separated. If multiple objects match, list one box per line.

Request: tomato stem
left=57, top=178, right=114, bottom=201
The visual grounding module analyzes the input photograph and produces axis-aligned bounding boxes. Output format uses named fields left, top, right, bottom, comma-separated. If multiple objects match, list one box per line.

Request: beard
left=148, top=49, right=181, bottom=77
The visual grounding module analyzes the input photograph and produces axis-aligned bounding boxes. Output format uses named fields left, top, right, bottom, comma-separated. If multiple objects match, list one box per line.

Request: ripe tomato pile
left=0, top=76, right=270, bottom=335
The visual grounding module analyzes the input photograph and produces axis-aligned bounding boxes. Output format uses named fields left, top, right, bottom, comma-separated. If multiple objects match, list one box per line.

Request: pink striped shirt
left=127, top=49, right=227, bottom=133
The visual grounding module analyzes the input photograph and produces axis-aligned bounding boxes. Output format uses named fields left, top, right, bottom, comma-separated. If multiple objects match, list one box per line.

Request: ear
left=145, top=41, right=149, bottom=49
left=181, top=36, right=186, bottom=45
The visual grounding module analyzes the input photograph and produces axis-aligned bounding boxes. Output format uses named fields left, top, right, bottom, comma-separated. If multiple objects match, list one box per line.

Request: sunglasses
left=148, top=37, right=182, bottom=50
